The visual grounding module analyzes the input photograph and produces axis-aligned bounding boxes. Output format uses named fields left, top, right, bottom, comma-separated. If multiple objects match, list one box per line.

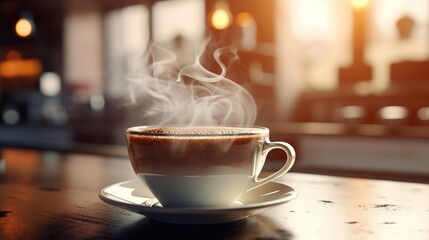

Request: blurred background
left=0, top=0, right=428, bottom=182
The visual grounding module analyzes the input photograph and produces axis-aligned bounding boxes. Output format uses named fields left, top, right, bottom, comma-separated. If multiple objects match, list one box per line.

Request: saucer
left=99, top=179, right=298, bottom=224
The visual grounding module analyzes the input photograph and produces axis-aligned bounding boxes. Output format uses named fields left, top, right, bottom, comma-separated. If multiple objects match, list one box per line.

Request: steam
left=126, top=42, right=256, bottom=126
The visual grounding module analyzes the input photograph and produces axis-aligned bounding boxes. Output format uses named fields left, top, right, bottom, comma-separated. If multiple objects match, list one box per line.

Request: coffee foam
left=130, top=126, right=263, bottom=136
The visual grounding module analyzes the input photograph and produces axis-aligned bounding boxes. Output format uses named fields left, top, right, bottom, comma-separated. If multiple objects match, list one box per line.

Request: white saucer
left=99, top=179, right=298, bottom=224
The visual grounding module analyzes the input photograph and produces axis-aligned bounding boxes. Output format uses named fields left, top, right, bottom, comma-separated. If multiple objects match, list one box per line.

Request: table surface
left=0, top=148, right=428, bottom=239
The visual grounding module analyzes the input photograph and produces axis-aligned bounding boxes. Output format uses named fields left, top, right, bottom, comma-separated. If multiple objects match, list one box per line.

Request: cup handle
left=246, top=140, right=296, bottom=192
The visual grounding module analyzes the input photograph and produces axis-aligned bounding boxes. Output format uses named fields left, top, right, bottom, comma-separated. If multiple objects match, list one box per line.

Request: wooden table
left=1, top=148, right=428, bottom=239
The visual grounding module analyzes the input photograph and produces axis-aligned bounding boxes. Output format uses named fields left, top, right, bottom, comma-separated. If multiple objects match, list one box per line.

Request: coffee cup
left=126, top=125, right=295, bottom=208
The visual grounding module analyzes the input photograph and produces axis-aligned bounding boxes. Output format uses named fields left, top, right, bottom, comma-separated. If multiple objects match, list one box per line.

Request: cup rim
left=126, top=125, right=269, bottom=137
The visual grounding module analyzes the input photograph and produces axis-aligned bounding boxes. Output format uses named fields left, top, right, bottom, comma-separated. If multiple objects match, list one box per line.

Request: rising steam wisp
left=126, top=43, right=257, bottom=126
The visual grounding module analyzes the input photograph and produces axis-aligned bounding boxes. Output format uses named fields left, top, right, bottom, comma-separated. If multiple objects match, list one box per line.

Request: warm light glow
left=417, top=107, right=429, bottom=121
left=235, top=12, right=257, bottom=50
left=379, top=106, right=408, bottom=120
left=15, top=18, right=33, bottom=37
left=212, top=9, right=231, bottom=30
left=210, top=1, right=232, bottom=30
left=290, top=0, right=333, bottom=43
left=351, top=0, right=369, bottom=9
left=0, top=58, right=42, bottom=78
left=235, top=12, right=255, bottom=27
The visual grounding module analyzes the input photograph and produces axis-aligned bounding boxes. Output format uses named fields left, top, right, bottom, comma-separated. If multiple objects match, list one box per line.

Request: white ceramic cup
left=126, top=125, right=295, bottom=208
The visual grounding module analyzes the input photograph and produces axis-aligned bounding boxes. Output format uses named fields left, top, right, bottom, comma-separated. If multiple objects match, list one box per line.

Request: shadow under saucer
left=113, top=214, right=294, bottom=240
